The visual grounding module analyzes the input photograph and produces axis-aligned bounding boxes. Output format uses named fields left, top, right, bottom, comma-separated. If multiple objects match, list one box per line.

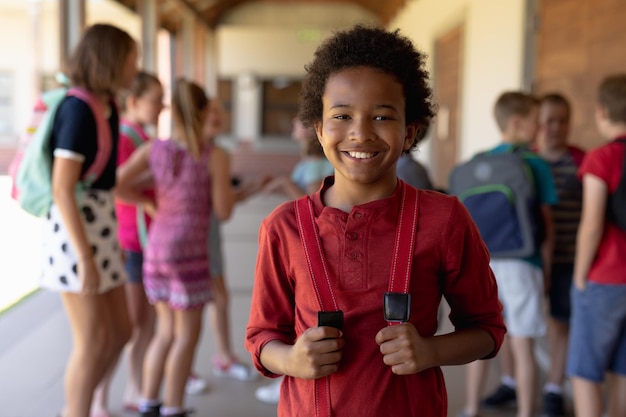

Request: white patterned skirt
left=40, top=189, right=126, bottom=293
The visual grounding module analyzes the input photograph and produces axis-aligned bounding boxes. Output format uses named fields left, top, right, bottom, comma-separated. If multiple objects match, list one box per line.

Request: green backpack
left=14, top=87, right=112, bottom=217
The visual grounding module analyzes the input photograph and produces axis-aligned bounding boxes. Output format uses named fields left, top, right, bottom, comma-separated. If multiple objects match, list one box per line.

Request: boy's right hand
left=285, top=327, right=344, bottom=380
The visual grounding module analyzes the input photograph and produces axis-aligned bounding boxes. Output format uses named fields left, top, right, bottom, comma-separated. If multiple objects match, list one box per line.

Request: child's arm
left=573, top=173, right=608, bottom=289
left=263, top=176, right=307, bottom=200
left=375, top=325, right=495, bottom=375
left=209, top=146, right=236, bottom=221
left=114, top=143, right=153, bottom=206
left=259, top=327, right=344, bottom=380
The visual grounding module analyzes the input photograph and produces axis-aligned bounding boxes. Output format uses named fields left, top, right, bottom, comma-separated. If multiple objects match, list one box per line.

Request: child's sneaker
left=138, top=402, right=161, bottom=417
left=212, top=357, right=259, bottom=381
left=481, top=384, right=517, bottom=408
left=543, top=392, right=565, bottom=417
left=255, top=378, right=282, bottom=404
left=185, top=373, right=207, bottom=395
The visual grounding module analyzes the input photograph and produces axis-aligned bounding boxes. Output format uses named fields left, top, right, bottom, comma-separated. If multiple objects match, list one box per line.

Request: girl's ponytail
left=171, top=78, right=208, bottom=159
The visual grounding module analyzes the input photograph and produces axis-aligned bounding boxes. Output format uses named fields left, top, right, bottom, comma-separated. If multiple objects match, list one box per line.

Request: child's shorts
left=490, top=259, right=546, bottom=338
left=208, top=213, right=223, bottom=278
left=124, top=250, right=144, bottom=284
left=567, top=282, right=626, bottom=382
left=548, top=263, right=573, bottom=323
left=41, top=189, right=126, bottom=294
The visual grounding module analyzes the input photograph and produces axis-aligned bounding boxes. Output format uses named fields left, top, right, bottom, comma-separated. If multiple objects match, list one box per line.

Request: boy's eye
left=332, top=114, right=350, bottom=120
left=374, top=115, right=392, bottom=121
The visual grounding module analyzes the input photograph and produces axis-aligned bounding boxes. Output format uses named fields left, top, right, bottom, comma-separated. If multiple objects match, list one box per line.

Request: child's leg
left=209, top=276, right=234, bottom=362
left=546, top=317, right=569, bottom=388
left=462, top=358, right=490, bottom=416
left=142, top=301, right=174, bottom=401
left=509, top=336, right=536, bottom=417
left=572, top=376, right=603, bottom=417
left=91, top=286, right=133, bottom=417
left=163, top=306, right=204, bottom=408
left=60, top=288, right=127, bottom=417
left=607, top=373, right=626, bottom=417
left=124, top=281, right=156, bottom=404
left=498, top=336, right=515, bottom=383
left=545, top=264, right=572, bottom=392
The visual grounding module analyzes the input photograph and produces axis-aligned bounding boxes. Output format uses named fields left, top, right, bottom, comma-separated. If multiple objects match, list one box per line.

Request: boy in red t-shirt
left=567, top=74, right=626, bottom=417
left=245, top=25, right=506, bottom=417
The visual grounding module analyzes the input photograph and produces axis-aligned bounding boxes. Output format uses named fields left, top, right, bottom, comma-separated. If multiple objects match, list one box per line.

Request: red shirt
left=578, top=138, right=626, bottom=284
left=246, top=178, right=505, bottom=417
left=115, top=120, right=154, bottom=252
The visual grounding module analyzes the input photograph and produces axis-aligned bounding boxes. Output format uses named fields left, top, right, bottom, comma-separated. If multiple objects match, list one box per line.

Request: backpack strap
left=68, top=88, right=112, bottom=186
left=120, top=122, right=149, bottom=250
left=294, top=181, right=418, bottom=417
left=120, top=122, right=145, bottom=148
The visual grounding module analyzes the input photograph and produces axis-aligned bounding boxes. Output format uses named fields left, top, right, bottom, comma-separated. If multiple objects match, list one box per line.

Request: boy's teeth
left=349, top=151, right=374, bottom=159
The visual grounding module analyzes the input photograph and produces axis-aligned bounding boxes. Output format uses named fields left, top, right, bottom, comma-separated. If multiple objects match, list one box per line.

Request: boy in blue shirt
left=460, top=92, right=558, bottom=417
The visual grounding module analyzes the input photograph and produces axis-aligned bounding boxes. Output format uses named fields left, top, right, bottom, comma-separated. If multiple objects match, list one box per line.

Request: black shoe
left=481, top=384, right=517, bottom=409
left=139, top=403, right=161, bottom=417
left=159, top=409, right=195, bottom=417
left=543, top=392, right=565, bottom=417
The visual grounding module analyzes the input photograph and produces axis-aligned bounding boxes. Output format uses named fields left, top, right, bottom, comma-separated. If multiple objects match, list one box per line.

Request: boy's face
left=537, top=102, right=570, bottom=150
left=515, top=105, right=539, bottom=144
left=314, top=66, right=417, bottom=189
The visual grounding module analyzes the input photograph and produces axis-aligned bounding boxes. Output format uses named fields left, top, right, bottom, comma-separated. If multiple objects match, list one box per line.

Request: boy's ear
left=314, top=120, right=324, bottom=143
left=403, top=122, right=419, bottom=151
left=595, top=103, right=608, bottom=120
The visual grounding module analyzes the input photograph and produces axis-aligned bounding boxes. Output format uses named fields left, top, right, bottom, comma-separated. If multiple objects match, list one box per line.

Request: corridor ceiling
left=113, top=0, right=408, bottom=31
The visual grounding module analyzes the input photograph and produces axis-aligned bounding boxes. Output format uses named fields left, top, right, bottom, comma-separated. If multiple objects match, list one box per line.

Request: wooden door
left=534, top=0, right=626, bottom=150
left=432, top=25, right=463, bottom=190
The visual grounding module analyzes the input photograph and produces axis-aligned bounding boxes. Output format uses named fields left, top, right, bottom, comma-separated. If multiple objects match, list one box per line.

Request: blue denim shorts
left=124, top=250, right=144, bottom=284
left=567, top=282, right=626, bottom=382
left=548, top=263, right=573, bottom=323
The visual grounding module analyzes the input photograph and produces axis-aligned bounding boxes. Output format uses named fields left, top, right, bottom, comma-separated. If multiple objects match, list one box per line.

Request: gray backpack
left=448, top=148, right=540, bottom=258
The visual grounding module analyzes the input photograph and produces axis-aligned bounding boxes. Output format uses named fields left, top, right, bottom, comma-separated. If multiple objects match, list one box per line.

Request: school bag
left=608, top=138, right=626, bottom=230
left=119, top=122, right=149, bottom=248
left=11, top=87, right=112, bottom=218
left=448, top=146, right=540, bottom=258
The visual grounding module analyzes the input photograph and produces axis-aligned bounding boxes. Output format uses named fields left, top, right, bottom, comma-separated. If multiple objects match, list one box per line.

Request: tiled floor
left=0, top=193, right=546, bottom=417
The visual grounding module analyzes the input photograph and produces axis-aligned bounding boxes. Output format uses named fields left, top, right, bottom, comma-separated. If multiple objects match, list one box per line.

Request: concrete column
left=234, top=73, right=261, bottom=142
left=59, top=0, right=85, bottom=66
left=137, top=0, right=159, bottom=72
left=204, top=30, right=218, bottom=96
left=180, top=11, right=195, bottom=79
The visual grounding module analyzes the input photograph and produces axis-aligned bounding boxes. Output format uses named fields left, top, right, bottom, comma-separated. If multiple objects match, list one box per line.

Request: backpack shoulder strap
left=295, top=196, right=339, bottom=311
left=68, top=88, right=112, bottom=186
left=120, top=123, right=145, bottom=149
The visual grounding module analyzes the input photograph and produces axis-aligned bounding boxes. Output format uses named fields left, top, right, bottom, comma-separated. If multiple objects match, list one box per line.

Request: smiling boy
left=245, top=25, right=505, bottom=417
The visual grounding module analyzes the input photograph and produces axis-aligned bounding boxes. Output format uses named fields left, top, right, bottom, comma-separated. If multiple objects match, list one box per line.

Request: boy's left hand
left=375, top=323, right=433, bottom=375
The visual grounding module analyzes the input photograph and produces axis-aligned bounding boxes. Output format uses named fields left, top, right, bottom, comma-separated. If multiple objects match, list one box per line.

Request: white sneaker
left=185, top=373, right=207, bottom=395
left=212, top=360, right=259, bottom=381
left=255, top=378, right=282, bottom=404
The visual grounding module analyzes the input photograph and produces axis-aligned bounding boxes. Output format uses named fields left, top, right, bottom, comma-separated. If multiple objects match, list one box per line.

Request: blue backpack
left=13, top=87, right=112, bottom=218
left=448, top=147, right=541, bottom=258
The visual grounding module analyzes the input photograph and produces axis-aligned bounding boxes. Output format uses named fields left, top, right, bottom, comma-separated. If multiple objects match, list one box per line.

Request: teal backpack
left=13, top=87, right=112, bottom=218
left=119, top=122, right=149, bottom=249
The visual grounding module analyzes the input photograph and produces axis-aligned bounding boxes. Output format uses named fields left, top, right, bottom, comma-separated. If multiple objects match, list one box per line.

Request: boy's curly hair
left=298, top=25, right=435, bottom=150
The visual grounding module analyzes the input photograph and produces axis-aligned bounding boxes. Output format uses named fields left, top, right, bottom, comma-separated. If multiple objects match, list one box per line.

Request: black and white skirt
left=40, top=189, right=126, bottom=293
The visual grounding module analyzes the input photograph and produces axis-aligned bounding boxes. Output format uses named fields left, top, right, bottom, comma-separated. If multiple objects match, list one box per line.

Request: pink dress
left=143, top=139, right=213, bottom=310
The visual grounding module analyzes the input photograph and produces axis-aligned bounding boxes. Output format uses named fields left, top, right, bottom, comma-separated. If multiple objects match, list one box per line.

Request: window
left=262, top=78, right=302, bottom=137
